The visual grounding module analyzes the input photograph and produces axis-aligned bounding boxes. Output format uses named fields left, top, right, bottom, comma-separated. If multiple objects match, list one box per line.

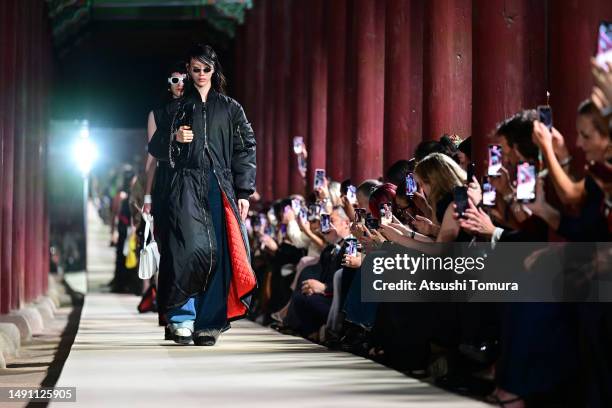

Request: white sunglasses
left=168, top=75, right=186, bottom=85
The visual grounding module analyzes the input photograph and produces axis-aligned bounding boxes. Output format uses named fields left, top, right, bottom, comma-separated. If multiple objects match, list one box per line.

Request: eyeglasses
left=192, top=66, right=213, bottom=74
left=168, top=76, right=185, bottom=85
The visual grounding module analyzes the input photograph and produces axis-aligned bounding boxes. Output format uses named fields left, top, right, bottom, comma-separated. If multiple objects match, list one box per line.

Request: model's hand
left=142, top=203, right=152, bottom=214
left=238, top=199, right=249, bottom=221
left=176, top=126, right=193, bottom=143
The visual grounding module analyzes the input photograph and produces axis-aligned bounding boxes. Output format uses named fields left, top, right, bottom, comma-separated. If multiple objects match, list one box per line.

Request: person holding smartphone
left=378, top=153, right=470, bottom=249
left=147, top=44, right=257, bottom=346
left=531, top=100, right=610, bottom=241
left=283, top=206, right=353, bottom=339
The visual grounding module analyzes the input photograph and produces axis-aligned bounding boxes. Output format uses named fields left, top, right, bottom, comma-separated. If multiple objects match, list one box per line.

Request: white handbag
left=138, top=214, right=160, bottom=280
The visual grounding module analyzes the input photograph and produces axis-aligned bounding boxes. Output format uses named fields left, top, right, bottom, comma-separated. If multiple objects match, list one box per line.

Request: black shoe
left=164, top=326, right=172, bottom=341
left=193, top=329, right=221, bottom=346
left=173, top=327, right=193, bottom=345
left=458, top=341, right=500, bottom=365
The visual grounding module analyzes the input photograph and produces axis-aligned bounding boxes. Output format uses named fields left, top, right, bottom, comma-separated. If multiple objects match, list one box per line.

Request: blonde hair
left=414, top=153, right=466, bottom=212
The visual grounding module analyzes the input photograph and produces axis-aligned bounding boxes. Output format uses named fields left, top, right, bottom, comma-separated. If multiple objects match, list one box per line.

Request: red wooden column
left=24, top=0, right=36, bottom=302
left=472, top=0, right=546, bottom=175
left=326, top=0, right=349, bottom=181
left=1, top=0, right=18, bottom=313
left=0, top=0, right=8, bottom=314
left=344, top=0, right=357, bottom=180
left=352, top=0, right=383, bottom=182
left=243, top=9, right=257, bottom=160
left=272, top=1, right=290, bottom=198
left=374, top=0, right=386, bottom=171
left=233, top=23, right=246, bottom=105
left=307, top=0, right=328, bottom=188
left=423, top=0, right=472, bottom=140
left=251, top=5, right=266, bottom=200
left=550, top=0, right=612, bottom=169
left=34, top=2, right=45, bottom=299
left=12, top=0, right=27, bottom=309
left=262, top=0, right=275, bottom=200
left=42, top=16, right=52, bottom=294
left=289, top=0, right=308, bottom=195
left=384, top=0, right=424, bottom=169
left=0, top=0, right=5, bottom=312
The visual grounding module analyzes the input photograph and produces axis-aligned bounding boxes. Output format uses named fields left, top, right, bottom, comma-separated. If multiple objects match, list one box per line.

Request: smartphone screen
left=482, top=176, right=496, bottom=207
left=516, top=162, right=536, bottom=203
left=314, top=168, right=326, bottom=189
left=405, top=173, right=418, bottom=197
left=355, top=208, right=367, bottom=225
left=298, top=155, right=307, bottom=174
left=365, top=216, right=380, bottom=230
left=309, top=204, right=321, bottom=217
left=488, top=144, right=503, bottom=177
left=280, top=224, right=287, bottom=237
left=537, top=105, right=553, bottom=130
left=291, top=198, right=302, bottom=214
left=346, top=185, right=357, bottom=205
left=466, top=163, right=475, bottom=184
left=293, top=136, right=304, bottom=154
left=345, top=238, right=358, bottom=257
left=264, top=225, right=274, bottom=236
left=320, top=213, right=331, bottom=233
left=299, top=207, right=308, bottom=221
left=596, top=21, right=612, bottom=71
left=453, top=186, right=469, bottom=218
left=379, top=202, right=392, bottom=226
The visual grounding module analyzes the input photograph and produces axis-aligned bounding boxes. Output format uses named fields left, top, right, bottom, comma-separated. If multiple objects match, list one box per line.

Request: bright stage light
left=73, top=123, right=97, bottom=175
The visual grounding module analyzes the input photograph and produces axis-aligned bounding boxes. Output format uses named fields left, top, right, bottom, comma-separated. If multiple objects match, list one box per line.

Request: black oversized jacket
left=148, top=89, right=256, bottom=200
left=147, top=89, right=257, bottom=311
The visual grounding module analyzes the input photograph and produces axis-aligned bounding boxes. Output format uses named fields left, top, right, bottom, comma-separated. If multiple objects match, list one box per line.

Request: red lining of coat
left=222, top=192, right=257, bottom=320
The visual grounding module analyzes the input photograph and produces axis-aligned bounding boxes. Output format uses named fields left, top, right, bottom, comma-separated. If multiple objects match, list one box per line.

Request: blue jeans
left=167, top=171, right=231, bottom=332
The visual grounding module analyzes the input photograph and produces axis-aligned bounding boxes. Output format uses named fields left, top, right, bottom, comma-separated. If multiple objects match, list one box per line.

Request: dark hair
left=357, top=179, right=382, bottom=200
left=186, top=44, right=227, bottom=95
left=496, top=110, right=539, bottom=161
left=439, top=134, right=461, bottom=163
left=369, top=183, right=397, bottom=218
left=161, top=61, right=187, bottom=104
left=458, top=137, right=472, bottom=160
left=414, top=141, right=444, bottom=162
left=578, top=99, right=609, bottom=138
left=166, top=61, right=187, bottom=79
left=385, top=159, right=415, bottom=187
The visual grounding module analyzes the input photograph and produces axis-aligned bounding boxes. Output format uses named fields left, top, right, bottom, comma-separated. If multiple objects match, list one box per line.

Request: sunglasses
left=192, top=66, right=213, bottom=74
left=168, top=76, right=185, bottom=85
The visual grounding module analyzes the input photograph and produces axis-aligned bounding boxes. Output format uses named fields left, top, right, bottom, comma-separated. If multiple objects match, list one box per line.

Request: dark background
left=51, top=19, right=236, bottom=128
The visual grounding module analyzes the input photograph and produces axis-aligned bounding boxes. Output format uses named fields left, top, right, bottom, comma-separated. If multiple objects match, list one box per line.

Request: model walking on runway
left=148, top=44, right=257, bottom=346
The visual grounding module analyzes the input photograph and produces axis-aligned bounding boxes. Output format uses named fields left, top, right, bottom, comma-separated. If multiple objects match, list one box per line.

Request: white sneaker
left=173, top=327, right=193, bottom=345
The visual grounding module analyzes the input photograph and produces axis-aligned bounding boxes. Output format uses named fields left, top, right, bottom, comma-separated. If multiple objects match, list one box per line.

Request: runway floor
left=51, top=203, right=488, bottom=407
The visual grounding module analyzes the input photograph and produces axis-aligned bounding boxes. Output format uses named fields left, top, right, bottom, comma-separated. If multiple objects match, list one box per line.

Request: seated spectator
left=284, top=206, right=352, bottom=339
